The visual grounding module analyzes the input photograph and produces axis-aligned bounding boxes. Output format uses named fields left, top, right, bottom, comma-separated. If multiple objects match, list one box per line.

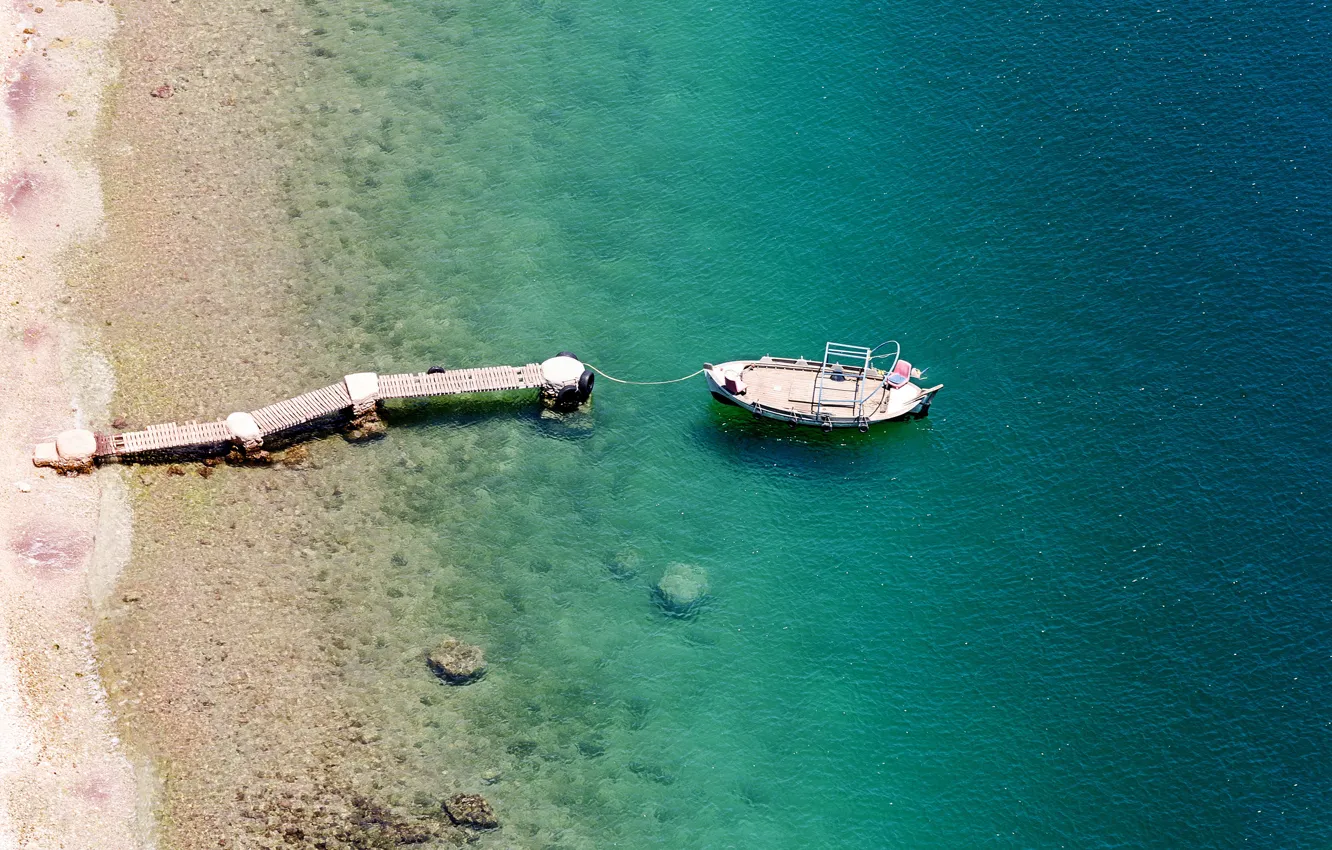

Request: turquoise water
left=283, top=0, right=1331, bottom=845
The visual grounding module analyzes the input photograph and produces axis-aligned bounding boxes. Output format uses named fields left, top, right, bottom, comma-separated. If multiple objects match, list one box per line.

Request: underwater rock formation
left=426, top=637, right=487, bottom=685
left=654, top=563, right=709, bottom=617
left=443, top=793, right=498, bottom=830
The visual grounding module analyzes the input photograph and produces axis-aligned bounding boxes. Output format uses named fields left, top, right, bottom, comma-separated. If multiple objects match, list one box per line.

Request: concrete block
left=32, top=442, right=59, bottom=467
left=55, top=429, right=97, bottom=461
left=226, top=412, right=263, bottom=443
left=344, top=372, right=379, bottom=407
left=540, top=356, right=583, bottom=387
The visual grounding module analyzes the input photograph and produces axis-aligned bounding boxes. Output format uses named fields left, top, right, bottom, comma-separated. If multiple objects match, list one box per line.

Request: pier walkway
left=34, top=356, right=589, bottom=473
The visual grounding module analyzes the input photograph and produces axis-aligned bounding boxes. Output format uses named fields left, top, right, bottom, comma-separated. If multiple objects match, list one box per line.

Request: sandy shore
left=2, top=0, right=336, bottom=845
left=42, top=0, right=496, bottom=846
left=5, top=1, right=541, bottom=845
left=0, top=1, right=147, bottom=848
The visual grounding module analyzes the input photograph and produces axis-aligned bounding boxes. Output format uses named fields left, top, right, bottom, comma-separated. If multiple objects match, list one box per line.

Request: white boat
left=704, top=341, right=942, bottom=432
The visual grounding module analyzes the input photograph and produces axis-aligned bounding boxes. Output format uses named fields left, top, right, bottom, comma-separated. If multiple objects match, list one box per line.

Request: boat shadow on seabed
left=698, top=402, right=938, bottom=467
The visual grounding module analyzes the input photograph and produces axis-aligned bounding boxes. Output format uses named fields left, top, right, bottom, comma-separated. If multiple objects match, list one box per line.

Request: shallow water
left=163, top=0, right=1332, bottom=845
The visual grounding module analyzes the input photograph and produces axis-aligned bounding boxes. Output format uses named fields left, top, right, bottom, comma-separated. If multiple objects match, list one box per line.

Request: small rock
left=16, top=482, right=32, bottom=493
left=606, top=548, right=641, bottom=581
left=390, top=819, right=439, bottom=843
left=654, top=564, right=709, bottom=618
left=197, top=465, right=213, bottom=478
left=480, top=769, right=502, bottom=785
left=122, top=593, right=141, bottom=603
left=151, top=84, right=173, bottom=98
left=443, top=793, right=498, bottom=830
left=426, top=637, right=486, bottom=685
left=344, top=417, right=386, bottom=442
left=166, top=465, right=185, bottom=476
left=111, top=416, right=128, bottom=429
left=279, top=444, right=310, bottom=468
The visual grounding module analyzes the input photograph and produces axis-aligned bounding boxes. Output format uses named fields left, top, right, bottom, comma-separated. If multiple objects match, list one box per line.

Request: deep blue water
left=286, top=0, right=1332, bottom=845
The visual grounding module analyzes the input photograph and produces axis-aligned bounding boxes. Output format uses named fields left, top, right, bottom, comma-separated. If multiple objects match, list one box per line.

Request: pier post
left=344, top=372, right=385, bottom=439
left=32, top=428, right=98, bottom=473
left=539, top=354, right=594, bottom=411
left=226, top=412, right=264, bottom=455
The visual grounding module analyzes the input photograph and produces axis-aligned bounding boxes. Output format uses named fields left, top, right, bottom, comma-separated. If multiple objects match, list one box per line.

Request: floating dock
left=34, top=355, right=593, bottom=473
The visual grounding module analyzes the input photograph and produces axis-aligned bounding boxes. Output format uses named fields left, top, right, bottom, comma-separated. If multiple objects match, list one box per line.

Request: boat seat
left=722, top=369, right=747, bottom=395
left=884, top=359, right=912, bottom=388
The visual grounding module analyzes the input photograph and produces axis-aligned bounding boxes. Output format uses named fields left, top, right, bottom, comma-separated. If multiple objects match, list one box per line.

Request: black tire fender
left=556, top=385, right=581, bottom=408
left=577, top=368, right=595, bottom=401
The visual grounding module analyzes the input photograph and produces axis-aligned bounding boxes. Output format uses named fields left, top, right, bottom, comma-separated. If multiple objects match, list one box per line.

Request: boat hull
left=705, top=357, right=941, bottom=430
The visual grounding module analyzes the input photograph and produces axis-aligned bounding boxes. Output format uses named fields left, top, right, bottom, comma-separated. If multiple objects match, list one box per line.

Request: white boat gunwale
left=703, top=341, right=941, bottom=431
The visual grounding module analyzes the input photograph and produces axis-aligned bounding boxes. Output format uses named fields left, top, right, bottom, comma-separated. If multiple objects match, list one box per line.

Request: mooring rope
left=585, top=364, right=706, bottom=386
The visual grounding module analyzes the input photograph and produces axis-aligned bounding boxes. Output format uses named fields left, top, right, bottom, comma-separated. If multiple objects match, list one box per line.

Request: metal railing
left=813, top=341, right=899, bottom=419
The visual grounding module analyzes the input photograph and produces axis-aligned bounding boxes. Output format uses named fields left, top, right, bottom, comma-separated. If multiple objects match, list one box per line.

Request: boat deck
left=738, top=360, right=918, bottom=422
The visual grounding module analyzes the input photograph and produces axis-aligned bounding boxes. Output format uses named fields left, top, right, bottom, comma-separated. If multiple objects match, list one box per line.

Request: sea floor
left=80, top=0, right=1332, bottom=847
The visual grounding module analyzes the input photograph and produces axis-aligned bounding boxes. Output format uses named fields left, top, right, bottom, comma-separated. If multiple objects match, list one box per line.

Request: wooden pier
left=34, top=356, right=591, bottom=473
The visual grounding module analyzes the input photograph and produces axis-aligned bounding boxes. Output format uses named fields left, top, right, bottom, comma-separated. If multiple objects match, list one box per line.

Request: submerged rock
left=606, top=548, right=642, bottom=581
left=628, top=760, right=677, bottom=785
left=443, top=793, right=498, bottom=830
left=278, top=444, right=311, bottom=468
left=344, top=415, right=386, bottom=442
left=654, top=564, right=709, bottom=617
left=427, top=637, right=486, bottom=685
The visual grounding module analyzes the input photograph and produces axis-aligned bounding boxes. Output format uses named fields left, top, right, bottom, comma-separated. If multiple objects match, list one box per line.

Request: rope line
left=586, top=364, right=706, bottom=386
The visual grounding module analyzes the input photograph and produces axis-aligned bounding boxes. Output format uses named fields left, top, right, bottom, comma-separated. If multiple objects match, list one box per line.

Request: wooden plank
left=326, top=384, right=353, bottom=411
left=309, top=386, right=344, bottom=413
left=292, top=394, right=319, bottom=419
left=392, top=374, right=416, bottom=397
left=386, top=374, right=417, bottom=398
left=307, top=388, right=334, bottom=413
left=278, top=402, right=305, bottom=426
left=250, top=408, right=278, bottom=432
